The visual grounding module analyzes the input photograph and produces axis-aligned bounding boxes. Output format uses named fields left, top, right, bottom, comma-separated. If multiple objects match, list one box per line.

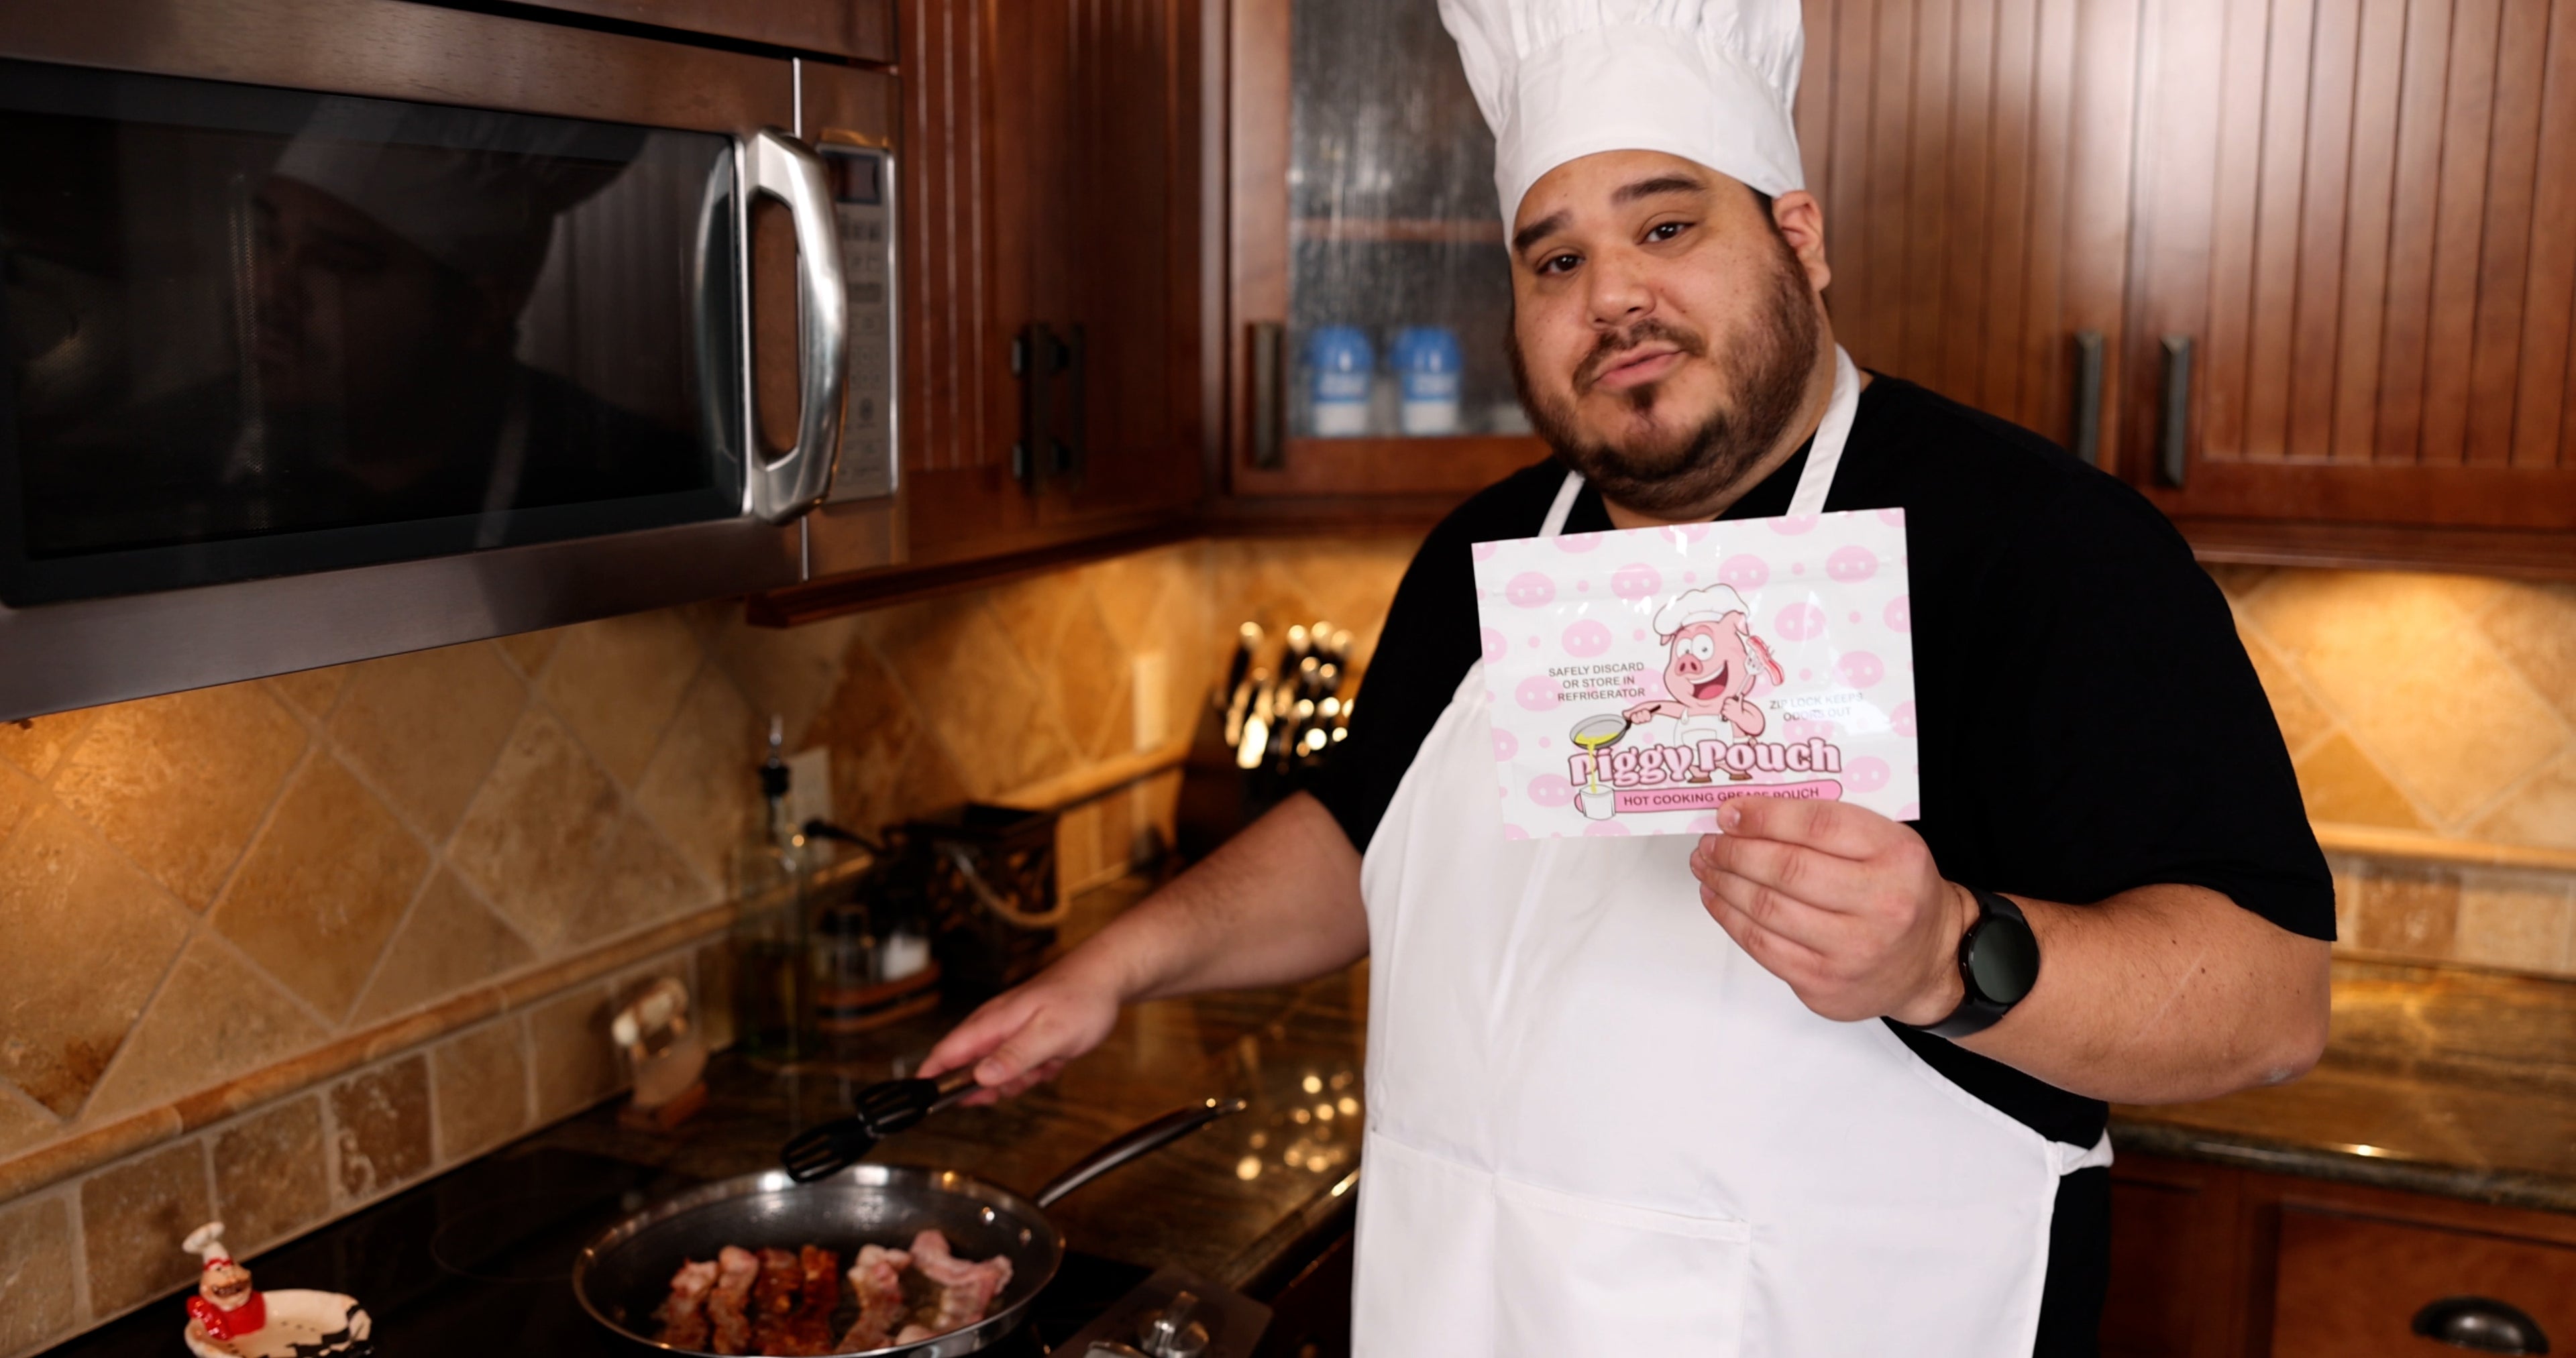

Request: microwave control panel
left=819, top=141, right=897, bottom=503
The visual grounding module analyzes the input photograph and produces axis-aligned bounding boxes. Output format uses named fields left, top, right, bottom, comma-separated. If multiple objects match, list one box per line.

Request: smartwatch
left=1906, top=887, right=2039, bottom=1039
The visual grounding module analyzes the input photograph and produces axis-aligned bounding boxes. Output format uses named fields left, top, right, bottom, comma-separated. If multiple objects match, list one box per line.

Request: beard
left=1507, top=228, right=1824, bottom=515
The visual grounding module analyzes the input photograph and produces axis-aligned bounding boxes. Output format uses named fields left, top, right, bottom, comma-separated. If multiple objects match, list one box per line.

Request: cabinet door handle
left=2411, top=1296, right=2551, bottom=1354
left=1058, top=323, right=1087, bottom=484
left=1250, top=321, right=1287, bottom=469
left=1015, top=323, right=1057, bottom=492
left=2070, top=331, right=2105, bottom=468
left=2156, top=335, right=2192, bottom=488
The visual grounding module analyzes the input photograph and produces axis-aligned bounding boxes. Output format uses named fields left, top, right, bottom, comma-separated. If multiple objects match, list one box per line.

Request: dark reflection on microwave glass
left=1, top=68, right=739, bottom=573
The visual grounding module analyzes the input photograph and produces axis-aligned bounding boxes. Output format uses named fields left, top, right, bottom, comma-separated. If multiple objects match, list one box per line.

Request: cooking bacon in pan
left=656, top=1234, right=1010, bottom=1355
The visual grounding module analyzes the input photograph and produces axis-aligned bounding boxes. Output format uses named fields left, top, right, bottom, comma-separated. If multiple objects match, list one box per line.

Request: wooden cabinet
left=1214, top=0, right=2576, bottom=573
left=2123, top=0, right=2576, bottom=574
left=902, top=0, right=1207, bottom=565
left=1792, top=0, right=2143, bottom=468
left=2104, top=1151, right=2576, bottom=1356
left=755, top=0, right=1210, bottom=620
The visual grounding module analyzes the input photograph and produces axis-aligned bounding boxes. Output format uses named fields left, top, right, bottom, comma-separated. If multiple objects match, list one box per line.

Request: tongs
left=780, top=1066, right=980, bottom=1183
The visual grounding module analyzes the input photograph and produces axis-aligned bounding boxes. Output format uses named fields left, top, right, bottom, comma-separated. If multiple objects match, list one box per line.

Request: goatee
left=1507, top=230, right=1823, bottom=516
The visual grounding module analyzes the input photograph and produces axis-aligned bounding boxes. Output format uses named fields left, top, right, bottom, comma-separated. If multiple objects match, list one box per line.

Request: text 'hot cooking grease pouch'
left=1472, top=508, right=1919, bottom=838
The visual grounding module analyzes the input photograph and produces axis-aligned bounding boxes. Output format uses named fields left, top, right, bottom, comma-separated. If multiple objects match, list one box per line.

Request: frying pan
left=572, top=1098, right=1245, bottom=1358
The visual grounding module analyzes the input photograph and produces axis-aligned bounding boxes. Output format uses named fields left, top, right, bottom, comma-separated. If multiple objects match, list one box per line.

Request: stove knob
left=1139, top=1290, right=1211, bottom=1358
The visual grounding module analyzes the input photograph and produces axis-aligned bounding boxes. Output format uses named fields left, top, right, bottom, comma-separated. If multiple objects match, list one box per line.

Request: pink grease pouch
left=1471, top=508, right=1919, bottom=838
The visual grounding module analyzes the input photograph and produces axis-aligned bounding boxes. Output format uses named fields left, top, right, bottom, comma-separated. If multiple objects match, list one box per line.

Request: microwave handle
left=741, top=127, right=850, bottom=524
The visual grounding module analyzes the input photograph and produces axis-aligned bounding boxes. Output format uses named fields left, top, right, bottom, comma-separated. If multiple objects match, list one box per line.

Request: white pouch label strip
left=1471, top=509, right=1919, bottom=838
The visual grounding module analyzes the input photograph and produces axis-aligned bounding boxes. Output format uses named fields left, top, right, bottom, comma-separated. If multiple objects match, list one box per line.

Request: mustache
left=1574, top=319, right=1708, bottom=391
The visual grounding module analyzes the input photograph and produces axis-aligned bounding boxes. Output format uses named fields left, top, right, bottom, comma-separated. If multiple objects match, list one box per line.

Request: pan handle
left=1033, top=1097, right=1249, bottom=1208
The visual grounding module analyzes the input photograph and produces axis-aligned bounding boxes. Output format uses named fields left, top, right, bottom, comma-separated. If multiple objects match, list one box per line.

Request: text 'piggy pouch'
left=1471, top=508, right=1919, bottom=840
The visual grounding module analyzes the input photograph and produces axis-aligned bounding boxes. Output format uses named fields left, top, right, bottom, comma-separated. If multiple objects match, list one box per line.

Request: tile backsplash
left=2, top=537, right=2571, bottom=1351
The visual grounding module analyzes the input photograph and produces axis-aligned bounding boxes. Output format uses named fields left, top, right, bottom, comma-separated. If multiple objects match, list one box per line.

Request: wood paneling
left=2127, top=0, right=2576, bottom=533
left=1794, top=0, right=2136, bottom=462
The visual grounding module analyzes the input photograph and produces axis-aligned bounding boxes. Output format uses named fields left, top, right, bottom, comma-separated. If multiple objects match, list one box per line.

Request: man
left=923, top=2, right=2334, bottom=1352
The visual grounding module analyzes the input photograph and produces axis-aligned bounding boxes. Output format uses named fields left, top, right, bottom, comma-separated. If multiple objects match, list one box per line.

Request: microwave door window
left=0, top=60, right=745, bottom=606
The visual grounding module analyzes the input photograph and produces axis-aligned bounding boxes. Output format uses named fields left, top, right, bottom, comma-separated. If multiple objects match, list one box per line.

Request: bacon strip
left=906, top=1229, right=1014, bottom=1337
left=772, top=1245, right=841, bottom=1355
left=836, top=1243, right=912, bottom=1351
left=653, top=1258, right=718, bottom=1350
left=706, top=1245, right=758, bottom=1355
left=750, top=1247, right=803, bottom=1353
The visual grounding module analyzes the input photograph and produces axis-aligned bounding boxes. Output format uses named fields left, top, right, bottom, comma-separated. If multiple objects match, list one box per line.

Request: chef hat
left=272, top=97, right=643, bottom=284
left=1438, top=0, right=1807, bottom=230
left=1652, top=583, right=1752, bottom=637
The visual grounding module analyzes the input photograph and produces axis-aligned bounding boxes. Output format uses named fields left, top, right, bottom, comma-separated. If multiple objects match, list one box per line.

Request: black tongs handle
left=779, top=1068, right=979, bottom=1184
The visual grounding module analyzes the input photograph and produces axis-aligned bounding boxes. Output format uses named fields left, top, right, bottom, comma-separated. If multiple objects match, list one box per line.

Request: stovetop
left=45, top=1145, right=1152, bottom=1357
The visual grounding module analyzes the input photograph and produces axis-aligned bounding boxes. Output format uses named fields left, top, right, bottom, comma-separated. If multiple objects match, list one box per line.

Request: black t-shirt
left=1309, top=374, right=2334, bottom=1354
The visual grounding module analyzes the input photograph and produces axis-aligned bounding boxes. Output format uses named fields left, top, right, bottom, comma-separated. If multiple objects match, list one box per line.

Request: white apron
left=1349, top=347, right=2111, bottom=1357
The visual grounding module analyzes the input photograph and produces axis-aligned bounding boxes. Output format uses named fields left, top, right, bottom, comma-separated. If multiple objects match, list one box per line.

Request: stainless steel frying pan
left=572, top=1098, right=1245, bottom=1358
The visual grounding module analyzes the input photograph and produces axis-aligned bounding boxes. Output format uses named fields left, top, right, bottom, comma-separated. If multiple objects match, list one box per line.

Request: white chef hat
left=1652, top=583, right=1752, bottom=637
left=1439, top=0, right=1807, bottom=230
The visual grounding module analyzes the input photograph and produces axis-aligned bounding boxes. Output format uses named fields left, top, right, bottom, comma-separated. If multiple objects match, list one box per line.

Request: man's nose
left=1585, top=247, right=1655, bottom=327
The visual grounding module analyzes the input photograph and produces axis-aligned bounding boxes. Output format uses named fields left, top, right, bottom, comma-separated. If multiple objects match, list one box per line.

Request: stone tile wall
left=2214, top=569, right=2576, bottom=978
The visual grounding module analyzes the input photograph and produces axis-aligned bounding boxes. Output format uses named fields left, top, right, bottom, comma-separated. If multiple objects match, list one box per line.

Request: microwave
left=0, top=0, right=902, bottom=721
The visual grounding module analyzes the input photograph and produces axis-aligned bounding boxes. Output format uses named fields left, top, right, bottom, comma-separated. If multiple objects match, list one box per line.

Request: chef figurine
left=181, top=1223, right=266, bottom=1341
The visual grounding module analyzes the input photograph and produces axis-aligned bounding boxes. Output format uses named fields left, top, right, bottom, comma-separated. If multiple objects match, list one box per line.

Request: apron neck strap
left=1538, top=344, right=1860, bottom=540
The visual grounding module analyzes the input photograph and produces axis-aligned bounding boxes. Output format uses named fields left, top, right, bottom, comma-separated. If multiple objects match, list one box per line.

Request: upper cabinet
left=1216, top=0, right=2576, bottom=576
left=1224, top=0, right=1548, bottom=510
left=2125, top=0, right=2576, bottom=573
left=757, top=0, right=1210, bottom=618
left=1794, top=0, right=2144, bottom=469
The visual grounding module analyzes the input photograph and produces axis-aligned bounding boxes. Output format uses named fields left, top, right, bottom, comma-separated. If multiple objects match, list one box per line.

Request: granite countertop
left=2111, top=958, right=2576, bottom=1212
left=539, top=879, right=2574, bottom=1280
left=531, top=878, right=1368, bottom=1292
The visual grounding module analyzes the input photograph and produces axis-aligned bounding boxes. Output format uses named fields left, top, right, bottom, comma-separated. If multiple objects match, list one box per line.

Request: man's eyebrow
left=1511, top=209, right=1571, bottom=255
left=1510, top=176, right=1711, bottom=254
left=1612, top=174, right=1709, bottom=206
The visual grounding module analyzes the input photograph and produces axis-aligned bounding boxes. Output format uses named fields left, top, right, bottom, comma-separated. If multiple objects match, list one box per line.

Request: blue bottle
left=1306, top=325, right=1373, bottom=437
left=1391, top=326, right=1462, bottom=435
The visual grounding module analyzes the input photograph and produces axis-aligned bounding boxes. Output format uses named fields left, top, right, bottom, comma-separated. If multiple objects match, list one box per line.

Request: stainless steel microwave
left=0, top=0, right=902, bottom=721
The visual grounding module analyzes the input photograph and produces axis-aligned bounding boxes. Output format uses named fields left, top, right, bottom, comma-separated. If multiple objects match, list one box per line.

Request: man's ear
left=1771, top=190, right=1831, bottom=294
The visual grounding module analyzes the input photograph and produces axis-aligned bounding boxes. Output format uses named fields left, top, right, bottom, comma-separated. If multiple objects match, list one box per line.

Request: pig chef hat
left=1652, top=583, right=1754, bottom=638
left=1438, top=0, right=1808, bottom=232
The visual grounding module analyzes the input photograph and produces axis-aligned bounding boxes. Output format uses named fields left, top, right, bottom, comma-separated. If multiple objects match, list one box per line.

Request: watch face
left=1966, top=913, right=2041, bottom=1005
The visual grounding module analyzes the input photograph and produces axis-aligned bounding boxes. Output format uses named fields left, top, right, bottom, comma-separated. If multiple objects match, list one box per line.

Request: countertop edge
left=2107, top=1115, right=2576, bottom=1216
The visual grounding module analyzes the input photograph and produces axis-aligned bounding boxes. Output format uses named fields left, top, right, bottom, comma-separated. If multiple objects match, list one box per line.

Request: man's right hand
left=916, top=957, right=1123, bottom=1104
left=912, top=793, right=1371, bottom=1105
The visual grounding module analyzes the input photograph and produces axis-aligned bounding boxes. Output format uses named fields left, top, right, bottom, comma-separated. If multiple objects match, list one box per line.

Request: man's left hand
left=1689, top=797, right=1978, bottom=1025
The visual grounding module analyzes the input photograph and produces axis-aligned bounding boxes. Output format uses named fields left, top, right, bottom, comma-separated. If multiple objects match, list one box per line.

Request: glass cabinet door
left=1230, top=0, right=1546, bottom=499
left=1287, top=0, right=1520, bottom=441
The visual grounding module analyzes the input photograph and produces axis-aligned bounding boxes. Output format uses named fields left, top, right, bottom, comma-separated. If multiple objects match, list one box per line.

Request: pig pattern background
left=1473, top=508, right=1920, bottom=839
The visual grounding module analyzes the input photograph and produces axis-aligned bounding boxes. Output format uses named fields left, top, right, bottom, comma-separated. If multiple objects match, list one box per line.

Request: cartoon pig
left=1622, top=584, right=1784, bottom=777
